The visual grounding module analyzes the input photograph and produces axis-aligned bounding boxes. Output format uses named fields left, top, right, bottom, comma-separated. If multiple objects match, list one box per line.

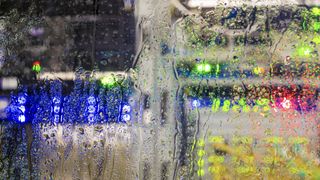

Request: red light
left=33, top=61, right=41, bottom=66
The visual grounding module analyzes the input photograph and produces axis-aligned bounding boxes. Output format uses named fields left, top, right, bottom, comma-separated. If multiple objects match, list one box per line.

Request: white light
left=87, top=96, right=96, bottom=105
left=52, top=97, right=61, bottom=104
left=18, top=106, right=25, bottom=113
left=88, top=114, right=95, bottom=123
left=281, top=98, right=291, bottom=109
left=122, top=105, right=131, bottom=113
left=0, top=98, right=9, bottom=110
left=192, top=100, right=201, bottom=108
left=18, top=115, right=25, bottom=122
left=122, top=114, right=131, bottom=122
left=88, top=105, right=96, bottom=113
left=53, top=106, right=60, bottom=114
left=17, top=96, right=26, bottom=104
left=54, top=114, right=60, bottom=123
left=1, top=77, right=18, bottom=90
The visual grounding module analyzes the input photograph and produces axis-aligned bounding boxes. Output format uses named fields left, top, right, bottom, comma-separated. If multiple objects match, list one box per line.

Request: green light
left=312, top=36, right=320, bottom=44
left=242, top=105, right=250, bottom=113
left=197, top=169, right=205, bottom=177
left=32, top=64, right=41, bottom=73
left=197, top=150, right=205, bottom=157
left=296, top=45, right=313, bottom=58
left=196, top=64, right=204, bottom=72
left=253, top=105, right=259, bottom=112
left=101, top=76, right=116, bottom=88
left=195, top=63, right=212, bottom=74
left=232, top=105, right=241, bottom=112
left=197, top=159, right=205, bottom=167
left=313, top=22, right=320, bottom=31
left=197, top=139, right=205, bottom=147
left=204, top=64, right=211, bottom=72
left=238, top=98, right=246, bottom=106
left=262, top=105, right=270, bottom=112
left=216, top=64, right=220, bottom=76
left=311, top=7, right=320, bottom=16
left=256, top=98, right=270, bottom=106
left=222, top=100, right=230, bottom=112
left=211, top=98, right=221, bottom=112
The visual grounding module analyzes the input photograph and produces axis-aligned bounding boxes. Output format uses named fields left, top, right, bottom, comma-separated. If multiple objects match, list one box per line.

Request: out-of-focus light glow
left=252, top=105, right=259, bottom=112
left=101, top=76, right=116, bottom=88
left=195, top=63, right=212, bottom=74
left=313, top=22, right=320, bottom=31
left=211, top=98, right=220, bottom=112
left=311, top=7, right=320, bottom=16
left=122, top=105, right=131, bottom=113
left=312, top=36, right=320, bottom=44
left=32, top=61, right=41, bottom=73
left=253, top=67, right=265, bottom=75
left=88, top=105, right=95, bottom=113
left=88, top=114, right=95, bottom=123
left=204, top=64, right=211, bottom=72
left=52, top=97, right=60, bottom=104
left=281, top=98, right=291, bottom=109
left=122, top=114, right=131, bottom=122
left=87, top=96, right=96, bottom=105
left=18, top=106, right=25, bottom=113
left=222, top=100, right=230, bottom=112
left=18, top=115, right=25, bottom=122
left=238, top=98, right=247, bottom=106
left=296, top=45, right=313, bottom=58
left=256, top=98, right=270, bottom=106
left=197, top=169, right=205, bottom=177
left=29, top=27, right=44, bottom=36
left=197, top=149, right=205, bottom=157
left=197, top=159, right=205, bottom=167
left=0, top=98, right=9, bottom=111
left=262, top=105, right=270, bottom=112
left=242, top=105, right=250, bottom=113
left=18, top=96, right=26, bottom=104
left=232, top=105, right=241, bottom=112
left=192, top=99, right=201, bottom=108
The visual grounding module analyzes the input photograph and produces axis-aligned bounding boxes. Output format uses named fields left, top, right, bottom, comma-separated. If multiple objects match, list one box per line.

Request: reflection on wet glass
left=0, top=0, right=320, bottom=179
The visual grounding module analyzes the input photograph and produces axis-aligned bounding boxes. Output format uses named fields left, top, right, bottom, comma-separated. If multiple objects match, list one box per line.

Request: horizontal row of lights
left=191, top=96, right=317, bottom=112
left=178, top=62, right=320, bottom=78
left=8, top=94, right=131, bottom=124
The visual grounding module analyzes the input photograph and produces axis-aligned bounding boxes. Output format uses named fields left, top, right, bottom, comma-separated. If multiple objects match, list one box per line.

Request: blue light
left=6, top=80, right=132, bottom=124
left=18, top=115, right=25, bottom=122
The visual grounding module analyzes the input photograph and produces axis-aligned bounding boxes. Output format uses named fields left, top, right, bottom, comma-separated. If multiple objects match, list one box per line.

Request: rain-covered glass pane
left=0, top=0, right=320, bottom=179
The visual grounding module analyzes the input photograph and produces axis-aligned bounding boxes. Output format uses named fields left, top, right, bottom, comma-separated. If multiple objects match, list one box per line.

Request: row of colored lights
left=196, top=136, right=311, bottom=177
left=177, top=62, right=320, bottom=78
left=191, top=96, right=318, bottom=112
left=32, top=61, right=123, bottom=89
left=200, top=136, right=309, bottom=146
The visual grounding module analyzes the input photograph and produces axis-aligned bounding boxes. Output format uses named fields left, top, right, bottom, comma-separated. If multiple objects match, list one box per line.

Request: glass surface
left=0, top=0, right=320, bottom=179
